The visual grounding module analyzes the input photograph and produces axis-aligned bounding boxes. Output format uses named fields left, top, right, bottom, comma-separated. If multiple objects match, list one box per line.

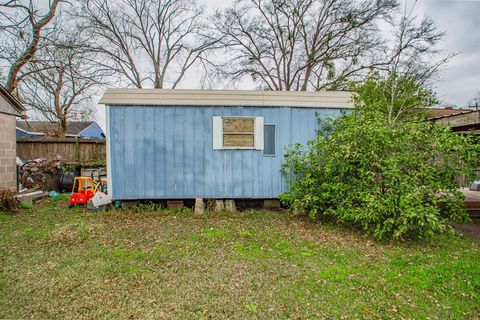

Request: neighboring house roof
left=99, top=89, right=354, bottom=108
left=76, top=121, right=105, bottom=139
left=425, top=107, right=476, bottom=120
left=0, top=84, right=27, bottom=117
left=426, top=109, right=480, bottom=134
left=16, top=120, right=105, bottom=139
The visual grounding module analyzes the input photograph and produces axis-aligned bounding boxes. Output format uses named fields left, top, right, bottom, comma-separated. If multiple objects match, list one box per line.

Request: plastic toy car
left=68, top=177, right=96, bottom=208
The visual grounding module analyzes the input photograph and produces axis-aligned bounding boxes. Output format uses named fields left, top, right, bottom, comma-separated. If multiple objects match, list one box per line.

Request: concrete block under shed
left=263, top=199, right=281, bottom=209
left=167, top=200, right=184, bottom=209
left=224, top=199, right=236, bottom=212
left=121, top=201, right=138, bottom=209
left=214, top=200, right=224, bottom=211
left=194, top=198, right=204, bottom=214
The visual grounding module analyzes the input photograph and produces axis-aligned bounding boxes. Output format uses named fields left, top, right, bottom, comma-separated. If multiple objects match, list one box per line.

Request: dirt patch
left=452, top=218, right=480, bottom=240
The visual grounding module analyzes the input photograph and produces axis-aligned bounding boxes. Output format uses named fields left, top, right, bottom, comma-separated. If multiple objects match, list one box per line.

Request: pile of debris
left=18, top=158, right=61, bottom=191
left=14, top=156, right=111, bottom=211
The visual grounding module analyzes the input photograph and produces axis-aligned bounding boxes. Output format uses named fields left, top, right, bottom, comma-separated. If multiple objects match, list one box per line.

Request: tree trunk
left=59, top=114, right=68, bottom=138
left=4, top=0, right=61, bottom=94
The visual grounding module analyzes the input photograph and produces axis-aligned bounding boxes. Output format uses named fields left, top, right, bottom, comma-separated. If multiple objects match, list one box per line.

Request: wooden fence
left=17, top=138, right=106, bottom=163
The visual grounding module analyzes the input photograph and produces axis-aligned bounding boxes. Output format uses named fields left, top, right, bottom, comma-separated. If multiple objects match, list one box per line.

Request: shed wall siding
left=108, top=105, right=343, bottom=199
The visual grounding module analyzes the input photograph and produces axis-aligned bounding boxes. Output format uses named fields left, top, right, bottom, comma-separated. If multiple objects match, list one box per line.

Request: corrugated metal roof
left=99, top=89, right=354, bottom=108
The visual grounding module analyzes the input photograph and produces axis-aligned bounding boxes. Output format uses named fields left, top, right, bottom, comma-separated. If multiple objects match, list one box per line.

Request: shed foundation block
left=194, top=198, right=204, bottom=214
left=215, top=200, right=224, bottom=211
left=121, top=201, right=138, bottom=209
left=167, top=200, right=184, bottom=209
left=263, top=199, right=281, bottom=209
left=224, top=199, right=236, bottom=212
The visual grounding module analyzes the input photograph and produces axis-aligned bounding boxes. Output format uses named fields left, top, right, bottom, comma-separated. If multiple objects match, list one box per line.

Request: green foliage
left=50, top=193, right=71, bottom=203
left=281, top=77, right=480, bottom=240
left=351, top=73, right=438, bottom=125
left=245, top=303, right=258, bottom=313
left=18, top=203, right=33, bottom=210
left=132, top=202, right=162, bottom=213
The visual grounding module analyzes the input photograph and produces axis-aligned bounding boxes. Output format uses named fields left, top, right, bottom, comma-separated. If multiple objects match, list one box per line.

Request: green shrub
left=281, top=77, right=480, bottom=240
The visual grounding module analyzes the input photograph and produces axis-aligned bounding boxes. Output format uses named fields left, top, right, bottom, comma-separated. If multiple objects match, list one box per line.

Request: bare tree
left=468, top=92, right=480, bottom=108
left=210, top=0, right=449, bottom=91
left=377, top=3, right=452, bottom=86
left=0, top=0, right=62, bottom=94
left=76, top=0, right=214, bottom=89
left=19, top=34, right=108, bottom=137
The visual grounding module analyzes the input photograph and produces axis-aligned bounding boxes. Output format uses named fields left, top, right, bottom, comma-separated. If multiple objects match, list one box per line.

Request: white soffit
left=99, top=89, right=353, bottom=109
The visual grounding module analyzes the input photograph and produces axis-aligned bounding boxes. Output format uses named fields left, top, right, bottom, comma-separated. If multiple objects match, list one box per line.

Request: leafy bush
left=281, top=77, right=480, bottom=240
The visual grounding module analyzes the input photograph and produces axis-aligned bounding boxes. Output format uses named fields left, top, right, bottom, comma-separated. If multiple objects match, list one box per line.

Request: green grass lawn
left=1, top=199, right=479, bottom=319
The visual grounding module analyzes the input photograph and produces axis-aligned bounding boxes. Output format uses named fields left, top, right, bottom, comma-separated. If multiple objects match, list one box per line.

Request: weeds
left=0, top=189, right=19, bottom=212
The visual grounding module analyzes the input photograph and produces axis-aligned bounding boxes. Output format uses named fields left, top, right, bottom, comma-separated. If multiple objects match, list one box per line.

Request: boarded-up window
left=213, top=116, right=264, bottom=150
left=223, top=118, right=255, bottom=147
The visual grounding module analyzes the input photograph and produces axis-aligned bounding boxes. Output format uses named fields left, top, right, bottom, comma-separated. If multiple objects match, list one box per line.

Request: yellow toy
left=68, top=177, right=96, bottom=207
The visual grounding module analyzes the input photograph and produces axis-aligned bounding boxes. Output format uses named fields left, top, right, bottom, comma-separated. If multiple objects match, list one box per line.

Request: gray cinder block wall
left=0, top=112, right=17, bottom=190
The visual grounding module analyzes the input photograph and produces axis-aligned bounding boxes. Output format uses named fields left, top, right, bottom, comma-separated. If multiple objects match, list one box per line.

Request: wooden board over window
left=223, top=118, right=255, bottom=147
left=223, top=118, right=254, bottom=133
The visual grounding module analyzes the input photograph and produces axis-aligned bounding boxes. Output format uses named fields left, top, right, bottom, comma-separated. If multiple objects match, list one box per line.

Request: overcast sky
left=415, top=0, right=480, bottom=106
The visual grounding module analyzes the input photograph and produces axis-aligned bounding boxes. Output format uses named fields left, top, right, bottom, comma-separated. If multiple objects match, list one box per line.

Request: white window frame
left=213, top=116, right=264, bottom=150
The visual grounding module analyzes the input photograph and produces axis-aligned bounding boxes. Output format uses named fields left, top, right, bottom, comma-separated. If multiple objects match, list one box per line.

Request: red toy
left=68, top=177, right=96, bottom=208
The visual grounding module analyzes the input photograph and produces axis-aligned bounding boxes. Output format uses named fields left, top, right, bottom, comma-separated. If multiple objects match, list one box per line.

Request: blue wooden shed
left=99, top=89, right=352, bottom=200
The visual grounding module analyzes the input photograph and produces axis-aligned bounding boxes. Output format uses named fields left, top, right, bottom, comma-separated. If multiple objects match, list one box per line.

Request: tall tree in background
left=469, top=92, right=480, bottom=107
left=381, top=3, right=449, bottom=85
left=211, top=0, right=448, bottom=91
left=76, top=0, right=214, bottom=89
left=0, top=0, right=62, bottom=94
left=19, top=32, right=109, bottom=137
left=1, top=1, right=108, bottom=137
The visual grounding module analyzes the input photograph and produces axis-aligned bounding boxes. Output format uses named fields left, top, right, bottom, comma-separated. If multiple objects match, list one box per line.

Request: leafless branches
left=376, top=2, right=454, bottom=86
left=19, top=31, right=110, bottom=136
left=211, top=0, right=450, bottom=91
left=0, top=0, right=62, bottom=93
left=469, top=92, right=480, bottom=108
left=76, top=0, right=215, bottom=89
left=0, top=0, right=454, bottom=113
